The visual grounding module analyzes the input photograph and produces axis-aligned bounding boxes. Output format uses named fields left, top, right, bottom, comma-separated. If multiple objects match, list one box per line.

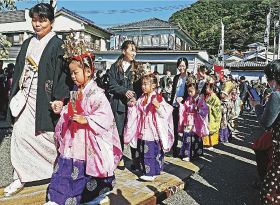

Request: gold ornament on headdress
left=61, top=32, right=95, bottom=59
left=222, top=81, right=235, bottom=95
left=142, top=63, right=152, bottom=75
left=186, top=76, right=196, bottom=85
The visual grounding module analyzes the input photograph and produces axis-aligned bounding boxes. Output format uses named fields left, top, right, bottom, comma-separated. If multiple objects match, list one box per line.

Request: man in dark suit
left=160, top=70, right=172, bottom=102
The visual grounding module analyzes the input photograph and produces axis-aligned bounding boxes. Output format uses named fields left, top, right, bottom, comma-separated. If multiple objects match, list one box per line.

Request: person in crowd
left=219, top=81, right=235, bottom=143
left=101, top=69, right=111, bottom=99
left=95, top=70, right=103, bottom=87
left=45, top=48, right=122, bottom=205
left=250, top=60, right=280, bottom=204
left=164, top=78, right=173, bottom=103
left=124, top=73, right=174, bottom=181
left=239, top=76, right=249, bottom=113
left=197, top=65, right=207, bottom=94
left=0, top=68, right=7, bottom=118
left=94, top=69, right=111, bottom=100
left=178, top=77, right=208, bottom=161
left=228, top=87, right=242, bottom=131
left=202, top=77, right=222, bottom=150
left=261, top=88, right=272, bottom=106
left=152, top=70, right=161, bottom=89
left=4, top=3, right=70, bottom=197
left=160, top=70, right=172, bottom=102
left=170, top=57, right=189, bottom=157
left=107, top=40, right=144, bottom=169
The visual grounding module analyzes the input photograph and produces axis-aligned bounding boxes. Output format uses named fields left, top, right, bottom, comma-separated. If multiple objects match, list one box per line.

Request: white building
left=0, top=8, right=111, bottom=68
left=96, top=18, right=209, bottom=74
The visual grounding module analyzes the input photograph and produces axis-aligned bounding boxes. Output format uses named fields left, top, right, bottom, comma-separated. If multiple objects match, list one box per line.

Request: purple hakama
left=47, top=156, right=115, bottom=205
left=219, top=127, right=231, bottom=143
left=135, top=139, right=164, bottom=176
left=179, top=131, right=203, bottom=159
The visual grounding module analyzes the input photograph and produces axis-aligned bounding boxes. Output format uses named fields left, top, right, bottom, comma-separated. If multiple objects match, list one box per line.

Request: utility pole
left=264, top=8, right=271, bottom=64
left=273, top=19, right=277, bottom=60
left=278, top=7, right=280, bottom=59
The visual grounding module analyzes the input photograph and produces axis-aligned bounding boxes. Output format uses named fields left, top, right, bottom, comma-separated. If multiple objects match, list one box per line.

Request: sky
left=16, top=0, right=197, bottom=28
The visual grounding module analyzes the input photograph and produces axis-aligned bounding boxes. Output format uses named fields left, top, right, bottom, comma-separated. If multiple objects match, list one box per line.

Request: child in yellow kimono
left=202, top=78, right=222, bottom=149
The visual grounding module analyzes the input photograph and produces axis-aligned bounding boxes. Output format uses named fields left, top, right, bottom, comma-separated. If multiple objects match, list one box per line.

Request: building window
left=138, top=36, right=143, bottom=46
left=119, top=35, right=127, bottom=47
left=84, top=34, right=91, bottom=43
left=152, top=35, right=160, bottom=46
left=168, top=35, right=174, bottom=49
left=142, top=35, right=152, bottom=46
left=175, top=37, right=181, bottom=50
left=13, top=35, right=20, bottom=44
left=133, top=36, right=138, bottom=45
left=160, top=34, right=168, bottom=46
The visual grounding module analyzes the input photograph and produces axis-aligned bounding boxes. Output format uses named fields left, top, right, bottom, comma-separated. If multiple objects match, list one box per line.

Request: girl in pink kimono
left=178, top=80, right=209, bottom=161
left=45, top=52, right=122, bottom=205
left=124, top=74, right=174, bottom=181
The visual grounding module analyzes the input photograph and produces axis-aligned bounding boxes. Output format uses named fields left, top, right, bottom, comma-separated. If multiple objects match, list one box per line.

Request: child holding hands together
left=124, top=74, right=174, bottom=181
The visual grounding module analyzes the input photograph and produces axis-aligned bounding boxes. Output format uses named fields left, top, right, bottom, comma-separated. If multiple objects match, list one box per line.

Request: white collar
left=35, top=31, right=55, bottom=45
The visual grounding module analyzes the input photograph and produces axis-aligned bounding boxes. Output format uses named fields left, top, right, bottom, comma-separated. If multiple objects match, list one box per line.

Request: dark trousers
left=172, top=107, right=179, bottom=157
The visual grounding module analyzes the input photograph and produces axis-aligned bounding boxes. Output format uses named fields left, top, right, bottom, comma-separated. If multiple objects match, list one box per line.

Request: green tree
left=170, top=0, right=280, bottom=54
left=0, top=0, right=16, bottom=11
left=0, top=0, right=15, bottom=59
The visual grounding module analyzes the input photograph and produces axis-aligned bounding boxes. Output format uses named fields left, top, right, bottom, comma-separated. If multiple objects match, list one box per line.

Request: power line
left=73, top=4, right=189, bottom=15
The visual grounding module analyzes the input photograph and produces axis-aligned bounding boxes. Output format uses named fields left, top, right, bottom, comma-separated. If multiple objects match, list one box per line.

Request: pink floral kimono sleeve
left=154, top=100, right=174, bottom=152
left=193, top=98, right=209, bottom=138
left=178, top=102, right=188, bottom=134
left=83, top=89, right=122, bottom=177
left=123, top=104, right=140, bottom=148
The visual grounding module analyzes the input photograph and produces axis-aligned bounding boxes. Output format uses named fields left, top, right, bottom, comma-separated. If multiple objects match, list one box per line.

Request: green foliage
left=0, top=0, right=16, bottom=11
left=169, top=0, right=280, bottom=54
left=0, top=0, right=15, bottom=59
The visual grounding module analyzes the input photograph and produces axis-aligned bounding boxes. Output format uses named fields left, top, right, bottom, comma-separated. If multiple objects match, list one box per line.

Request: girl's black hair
left=264, top=59, right=280, bottom=84
left=176, top=57, right=188, bottom=68
left=29, top=3, right=54, bottom=22
left=142, top=73, right=158, bottom=86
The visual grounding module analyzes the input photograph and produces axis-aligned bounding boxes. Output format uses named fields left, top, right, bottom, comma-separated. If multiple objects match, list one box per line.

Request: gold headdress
left=221, top=81, right=235, bottom=95
left=142, top=63, right=152, bottom=75
left=186, top=76, right=196, bottom=85
left=205, top=76, right=214, bottom=84
left=61, top=32, right=95, bottom=59
left=61, top=32, right=95, bottom=71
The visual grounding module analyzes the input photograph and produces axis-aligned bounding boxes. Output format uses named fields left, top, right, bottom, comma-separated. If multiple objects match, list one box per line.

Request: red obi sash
left=61, top=95, right=89, bottom=139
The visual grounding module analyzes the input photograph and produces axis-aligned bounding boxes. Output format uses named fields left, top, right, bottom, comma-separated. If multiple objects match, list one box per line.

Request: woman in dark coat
left=169, top=57, right=189, bottom=157
left=250, top=60, right=280, bottom=204
left=4, top=3, right=70, bottom=197
left=108, top=40, right=143, bottom=169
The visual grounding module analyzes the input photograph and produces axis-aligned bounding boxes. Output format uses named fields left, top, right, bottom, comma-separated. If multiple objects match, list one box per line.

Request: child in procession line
left=45, top=51, right=122, bottom=205
left=202, top=77, right=222, bottom=150
left=178, top=78, right=209, bottom=161
left=219, top=81, right=235, bottom=143
left=124, top=73, right=174, bottom=181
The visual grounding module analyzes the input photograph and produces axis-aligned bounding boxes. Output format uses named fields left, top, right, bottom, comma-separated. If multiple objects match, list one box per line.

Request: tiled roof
left=56, top=7, right=111, bottom=35
left=247, top=42, right=264, bottom=47
left=0, top=10, right=25, bottom=24
left=226, top=61, right=266, bottom=68
left=58, top=7, right=95, bottom=25
left=109, top=18, right=175, bottom=30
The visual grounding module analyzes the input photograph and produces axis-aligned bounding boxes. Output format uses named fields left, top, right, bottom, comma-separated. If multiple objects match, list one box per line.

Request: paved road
left=0, top=127, right=13, bottom=188
left=0, top=112, right=264, bottom=205
left=163, top=112, right=263, bottom=205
